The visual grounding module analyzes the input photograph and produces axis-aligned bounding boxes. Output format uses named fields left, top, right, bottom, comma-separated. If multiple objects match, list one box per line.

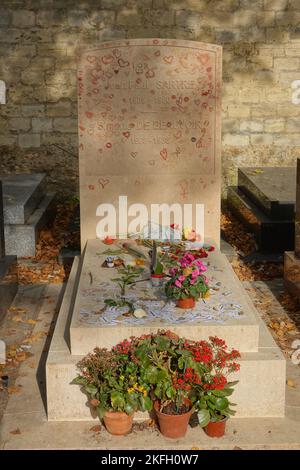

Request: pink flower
left=190, top=278, right=196, bottom=285
left=191, top=269, right=200, bottom=279
left=169, top=267, right=178, bottom=276
left=174, top=280, right=182, bottom=288
left=204, top=276, right=209, bottom=284
left=178, top=275, right=186, bottom=282
left=196, top=260, right=207, bottom=272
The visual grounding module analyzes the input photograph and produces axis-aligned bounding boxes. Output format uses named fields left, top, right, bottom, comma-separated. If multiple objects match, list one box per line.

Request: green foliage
left=72, top=342, right=152, bottom=417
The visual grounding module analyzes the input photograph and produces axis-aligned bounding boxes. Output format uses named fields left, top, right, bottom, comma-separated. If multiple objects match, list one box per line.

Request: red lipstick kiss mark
left=102, top=54, right=114, bottom=65
left=123, top=131, right=130, bottom=138
left=118, top=58, right=129, bottom=67
left=163, top=56, right=173, bottom=64
left=85, top=111, right=93, bottom=119
left=86, top=55, right=96, bottom=64
left=146, top=69, right=155, bottom=78
left=199, top=53, right=209, bottom=65
left=98, top=178, right=109, bottom=189
left=160, top=148, right=168, bottom=161
left=88, top=185, right=95, bottom=190
left=174, top=130, right=182, bottom=139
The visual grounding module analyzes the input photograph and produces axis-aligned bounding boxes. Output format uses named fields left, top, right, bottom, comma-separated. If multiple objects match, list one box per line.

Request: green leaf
left=96, top=404, right=106, bottom=419
left=71, top=376, right=88, bottom=386
left=110, top=391, right=125, bottom=410
left=85, top=384, right=98, bottom=396
left=154, top=336, right=170, bottom=351
left=212, top=388, right=234, bottom=397
left=141, top=395, right=153, bottom=411
left=166, top=386, right=176, bottom=400
left=214, top=397, right=229, bottom=411
left=143, top=365, right=159, bottom=384
left=124, top=403, right=134, bottom=415
left=227, top=380, right=239, bottom=387
left=198, top=409, right=210, bottom=428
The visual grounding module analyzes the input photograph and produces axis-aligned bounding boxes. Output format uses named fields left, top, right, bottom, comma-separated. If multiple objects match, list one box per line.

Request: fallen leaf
left=10, top=428, right=21, bottom=435
left=89, top=425, right=101, bottom=433
left=7, top=385, right=22, bottom=395
left=287, top=379, right=296, bottom=388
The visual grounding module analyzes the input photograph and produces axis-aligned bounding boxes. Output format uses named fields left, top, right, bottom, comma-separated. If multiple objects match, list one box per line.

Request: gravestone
left=0, top=181, right=18, bottom=322
left=78, top=38, right=222, bottom=247
left=0, top=181, right=5, bottom=259
left=0, top=173, right=56, bottom=257
left=227, top=167, right=296, bottom=253
left=284, top=159, right=300, bottom=298
left=46, top=39, right=286, bottom=423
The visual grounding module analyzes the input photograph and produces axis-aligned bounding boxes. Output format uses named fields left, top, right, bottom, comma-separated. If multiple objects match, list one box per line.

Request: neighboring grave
left=0, top=181, right=5, bottom=259
left=284, top=159, right=300, bottom=298
left=0, top=181, right=18, bottom=322
left=78, top=39, right=222, bottom=247
left=227, top=167, right=296, bottom=253
left=0, top=173, right=56, bottom=257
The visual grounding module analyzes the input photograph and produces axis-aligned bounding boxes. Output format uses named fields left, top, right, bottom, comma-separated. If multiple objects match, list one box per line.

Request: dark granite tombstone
left=228, top=186, right=294, bottom=253
left=227, top=166, right=296, bottom=253
left=295, top=162, right=300, bottom=258
left=238, top=167, right=296, bottom=220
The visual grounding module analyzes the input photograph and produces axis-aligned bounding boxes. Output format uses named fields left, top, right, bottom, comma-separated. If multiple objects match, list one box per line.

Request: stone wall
left=0, top=0, right=300, bottom=198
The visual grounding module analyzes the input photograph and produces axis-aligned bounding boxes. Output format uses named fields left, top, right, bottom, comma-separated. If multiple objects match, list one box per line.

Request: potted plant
left=165, top=252, right=209, bottom=308
left=72, top=339, right=152, bottom=435
left=150, top=240, right=165, bottom=287
left=130, top=330, right=202, bottom=439
left=192, top=336, right=241, bottom=438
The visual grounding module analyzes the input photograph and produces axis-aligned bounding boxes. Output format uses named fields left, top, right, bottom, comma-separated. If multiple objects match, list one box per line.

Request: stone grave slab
left=4, top=192, right=56, bottom=257
left=228, top=186, right=294, bottom=252
left=78, top=39, right=222, bottom=248
left=46, top=254, right=285, bottom=421
left=284, top=159, right=300, bottom=298
left=0, top=173, right=46, bottom=224
left=69, top=239, right=260, bottom=355
left=295, top=162, right=300, bottom=257
left=0, top=181, right=17, bottom=322
left=0, top=181, right=5, bottom=259
left=238, top=167, right=296, bottom=220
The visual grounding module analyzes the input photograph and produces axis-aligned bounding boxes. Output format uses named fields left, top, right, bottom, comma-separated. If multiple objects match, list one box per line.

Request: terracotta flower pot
left=177, top=297, right=195, bottom=309
left=103, top=411, right=133, bottom=435
left=154, top=401, right=193, bottom=439
left=204, top=417, right=227, bottom=438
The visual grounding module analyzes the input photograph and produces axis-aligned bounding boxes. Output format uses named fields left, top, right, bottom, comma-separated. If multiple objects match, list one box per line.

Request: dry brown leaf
left=7, top=385, right=22, bottom=394
left=10, top=428, right=21, bottom=435
left=287, top=379, right=296, bottom=388
left=89, top=425, right=101, bottom=433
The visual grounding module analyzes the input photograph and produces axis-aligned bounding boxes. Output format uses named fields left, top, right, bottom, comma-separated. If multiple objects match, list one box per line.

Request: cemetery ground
left=0, top=205, right=300, bottom=449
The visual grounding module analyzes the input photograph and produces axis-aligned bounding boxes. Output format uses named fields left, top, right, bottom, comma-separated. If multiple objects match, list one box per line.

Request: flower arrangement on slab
left=71, top=340, right=152, bottom=436
left=72, top=330, right=240, bottom=439
left=165, top=252, right=209, bottom=308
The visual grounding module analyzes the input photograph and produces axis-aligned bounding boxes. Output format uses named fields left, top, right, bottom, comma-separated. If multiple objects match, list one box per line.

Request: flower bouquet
left=165, top=252, right=209, bottom=308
